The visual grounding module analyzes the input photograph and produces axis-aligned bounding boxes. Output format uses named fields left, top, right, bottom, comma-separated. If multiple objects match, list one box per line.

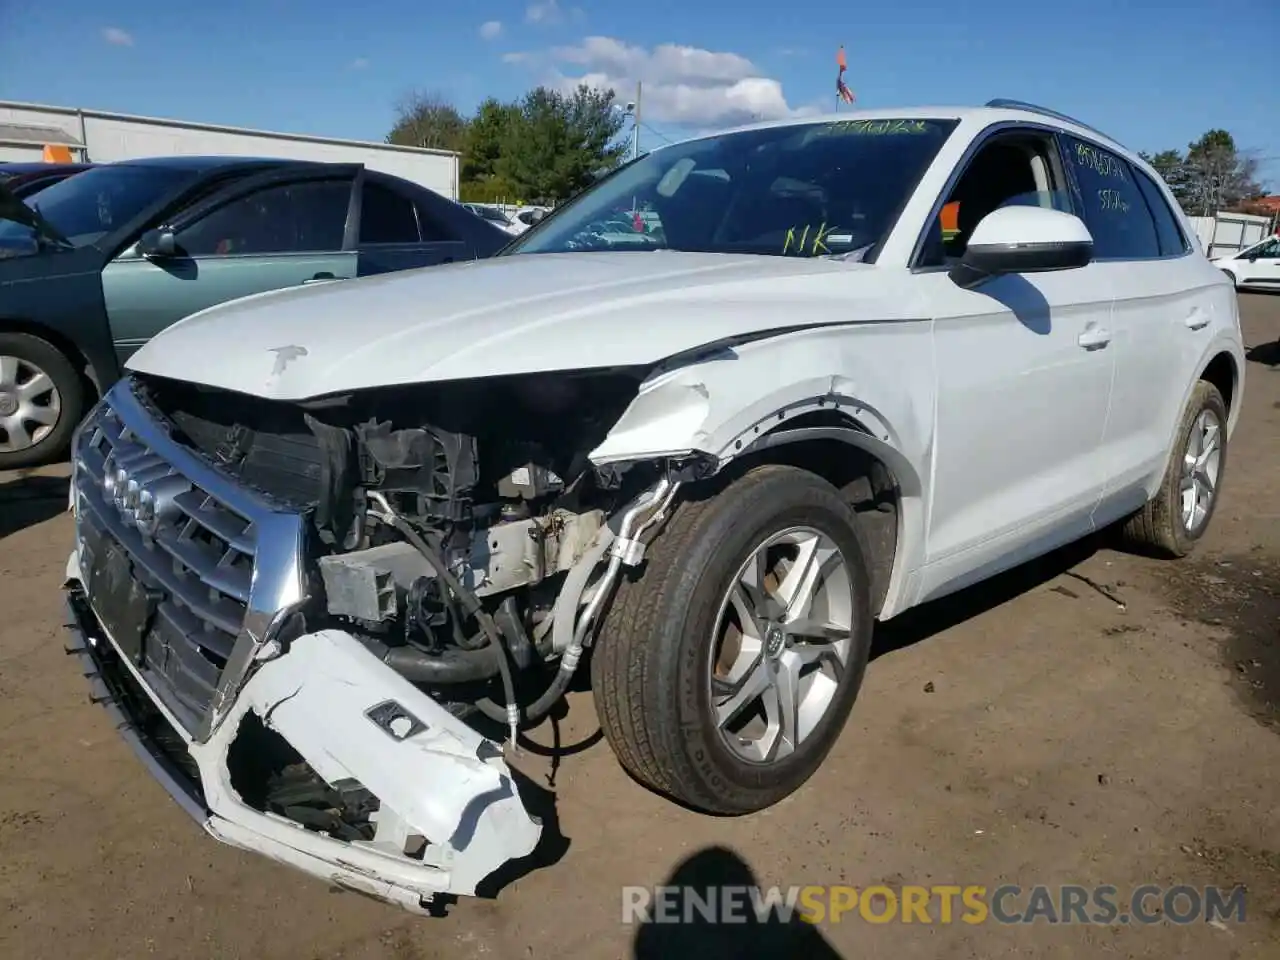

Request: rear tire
left=0, top=332, right=84, bottom=470
left=591, top=464, right=874, bottom=815
left=1119, top=380, right=1227, bottom=558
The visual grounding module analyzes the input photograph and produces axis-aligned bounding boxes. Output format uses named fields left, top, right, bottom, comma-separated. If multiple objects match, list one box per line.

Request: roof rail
left=984, top=99, right=1110, bottom=139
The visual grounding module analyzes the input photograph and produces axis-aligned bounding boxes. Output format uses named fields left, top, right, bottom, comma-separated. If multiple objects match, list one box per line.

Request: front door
left=911, top=128, right=1116, bottom=603
left=102, top=166, right=360, bottom=364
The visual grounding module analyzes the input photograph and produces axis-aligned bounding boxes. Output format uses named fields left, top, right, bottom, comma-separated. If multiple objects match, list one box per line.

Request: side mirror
left=949, top=206, right=1093, bottom=291
left=137, top=227, right=176, bottom=259
left=528, top=209, right=547, bottom=225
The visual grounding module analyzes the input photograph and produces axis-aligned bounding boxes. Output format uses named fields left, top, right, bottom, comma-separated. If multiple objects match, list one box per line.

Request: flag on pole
left=836, top=46, right=855, bottom=104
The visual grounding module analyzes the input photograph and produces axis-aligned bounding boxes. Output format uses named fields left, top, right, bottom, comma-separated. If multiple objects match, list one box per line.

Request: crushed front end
left=60, top=375, right=594, bottom=910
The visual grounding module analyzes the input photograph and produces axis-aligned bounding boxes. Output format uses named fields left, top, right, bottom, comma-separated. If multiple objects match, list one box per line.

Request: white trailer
left=1186, top=211, right=1274, bottom=258
left=0, top=100, right=460, bottom=199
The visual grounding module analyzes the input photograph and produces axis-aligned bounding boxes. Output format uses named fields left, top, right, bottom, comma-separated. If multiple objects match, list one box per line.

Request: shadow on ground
left=0, top=473, right=69, bottom=540
left=631, top=846, right=842, bottom=959
left=1246, top=339, right=1280, bottom=368
left=872, top=534, right=1105, bottom=661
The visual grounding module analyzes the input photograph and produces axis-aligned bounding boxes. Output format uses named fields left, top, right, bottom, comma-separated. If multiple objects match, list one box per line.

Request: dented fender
left=587, top=323, right=939, bottom=616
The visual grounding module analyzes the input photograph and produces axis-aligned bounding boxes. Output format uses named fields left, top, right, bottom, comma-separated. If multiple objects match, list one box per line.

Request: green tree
left=1140, top=148, right=1194, bottom=208
left=496, top=84, right=628, bottom=203
left=387, top=90, right=469, bottom=152
left=463, top=98, right=521, bottom=184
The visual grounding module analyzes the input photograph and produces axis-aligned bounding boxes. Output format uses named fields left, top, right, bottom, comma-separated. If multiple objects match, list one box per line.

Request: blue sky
left=1, top=0, right=1277, bottom=188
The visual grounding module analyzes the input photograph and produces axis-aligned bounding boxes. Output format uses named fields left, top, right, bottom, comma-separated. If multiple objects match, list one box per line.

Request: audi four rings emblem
left=100, top=453, right=183, bottom=537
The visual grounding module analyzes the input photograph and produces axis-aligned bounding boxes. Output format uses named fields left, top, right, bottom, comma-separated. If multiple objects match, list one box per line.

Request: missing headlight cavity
left=226, top=711, right=380, bottom=843
left=131, top=365, right=695, bottom=740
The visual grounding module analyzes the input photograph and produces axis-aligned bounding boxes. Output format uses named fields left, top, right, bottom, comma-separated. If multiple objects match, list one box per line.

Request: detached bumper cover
left=65, top=554, right=542, bottom=911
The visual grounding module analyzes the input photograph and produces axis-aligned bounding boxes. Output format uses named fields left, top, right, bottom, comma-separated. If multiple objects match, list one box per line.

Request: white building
left=0, top=100, right=460, bottom=199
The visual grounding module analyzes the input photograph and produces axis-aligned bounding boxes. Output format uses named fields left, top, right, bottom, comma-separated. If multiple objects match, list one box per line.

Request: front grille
left=70, top=381, right=303, bottom=736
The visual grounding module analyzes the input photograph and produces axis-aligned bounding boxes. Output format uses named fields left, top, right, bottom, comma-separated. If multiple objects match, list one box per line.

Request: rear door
left=355, top=172, right=467, bottom=276
left=1057, top=135, right=1207, bottom=524
left=101, top=164, right=360, bottom=363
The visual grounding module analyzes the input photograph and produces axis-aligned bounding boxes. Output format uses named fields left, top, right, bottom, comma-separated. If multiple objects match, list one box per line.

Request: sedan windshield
left=0, top=164, right=198, bottom=252
left=505, top=117, right=959, bottom=259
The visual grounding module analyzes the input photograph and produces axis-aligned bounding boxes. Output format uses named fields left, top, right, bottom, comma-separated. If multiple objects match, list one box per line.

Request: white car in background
left=63, top=99, right=1244, bottom=912
left=1214, top=233, right=1280, bottom=291
left=463, top=202, right=524, bottom=235
left=511, top=205, right=550, bottom=231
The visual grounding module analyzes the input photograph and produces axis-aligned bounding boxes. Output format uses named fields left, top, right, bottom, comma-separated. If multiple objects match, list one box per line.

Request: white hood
left=126, top=251, right=903, bottom=401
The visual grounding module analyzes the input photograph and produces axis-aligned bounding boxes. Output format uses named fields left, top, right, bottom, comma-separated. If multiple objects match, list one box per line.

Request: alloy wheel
left=708, top=526, right=855, bottom=764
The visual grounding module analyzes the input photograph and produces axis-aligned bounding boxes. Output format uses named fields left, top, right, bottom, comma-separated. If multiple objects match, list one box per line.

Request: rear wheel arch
left=1198, top=350, right=1237, bottom=415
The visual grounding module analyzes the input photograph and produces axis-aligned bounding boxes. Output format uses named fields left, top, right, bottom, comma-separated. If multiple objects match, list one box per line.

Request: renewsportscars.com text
left=621, top=884, right=1248, bottom=926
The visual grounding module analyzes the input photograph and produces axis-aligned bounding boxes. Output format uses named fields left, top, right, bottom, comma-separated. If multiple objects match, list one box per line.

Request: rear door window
left=359, top=181, right=420, bottom=244
left=1062, top=136, right=1160, bottom=260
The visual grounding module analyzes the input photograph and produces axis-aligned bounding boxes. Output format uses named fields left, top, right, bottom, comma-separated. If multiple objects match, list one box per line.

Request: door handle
left=1077, top=327, right=1112, bottom=349
left=302, top=272, right=339, bottom=285
left=1184, top=310, right=1210, bottom=330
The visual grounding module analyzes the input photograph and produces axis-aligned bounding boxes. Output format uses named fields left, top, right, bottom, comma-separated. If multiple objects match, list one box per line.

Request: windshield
left=0, top=164, right=198, bottom=251
left=505, top=117, right=959, bottom=259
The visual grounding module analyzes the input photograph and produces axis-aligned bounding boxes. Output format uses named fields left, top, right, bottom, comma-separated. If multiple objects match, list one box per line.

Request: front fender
left=588, top=324, right=934, bottom=470
left=588, top=322, right=936, bottom=617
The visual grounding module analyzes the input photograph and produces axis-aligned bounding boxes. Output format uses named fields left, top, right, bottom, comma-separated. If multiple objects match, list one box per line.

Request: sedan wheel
left=0, top=355, right=62, bottom=454
left=0, top=333, right=85, bottom=470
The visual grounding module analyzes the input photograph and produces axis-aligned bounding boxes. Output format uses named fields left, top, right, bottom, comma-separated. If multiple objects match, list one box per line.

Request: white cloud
left=479, top=20, right=503, bottom=40
left=525, top=1, right=561, bottom=23
left=523, top=36, right=803, bottom=127
left=349, top=57, right=370, bottom=70
left=101, top=26, right=133, bottom=47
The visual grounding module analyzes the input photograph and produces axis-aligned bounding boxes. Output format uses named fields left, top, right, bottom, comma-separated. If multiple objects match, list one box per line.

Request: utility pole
left=631, top=82, right=642, bottom=160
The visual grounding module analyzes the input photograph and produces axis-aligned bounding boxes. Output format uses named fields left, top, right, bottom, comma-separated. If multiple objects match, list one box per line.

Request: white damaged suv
left=64, top=100, right=1244, bottom=910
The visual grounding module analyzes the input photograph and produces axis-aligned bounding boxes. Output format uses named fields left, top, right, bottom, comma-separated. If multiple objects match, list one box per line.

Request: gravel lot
left=1, top=295, right=1277, bottom=960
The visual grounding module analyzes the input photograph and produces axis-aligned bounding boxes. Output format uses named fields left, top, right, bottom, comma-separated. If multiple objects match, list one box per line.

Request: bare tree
left=1182, top=130, right=1263, bottom=216
left=387, top=90, right=468, bottom=152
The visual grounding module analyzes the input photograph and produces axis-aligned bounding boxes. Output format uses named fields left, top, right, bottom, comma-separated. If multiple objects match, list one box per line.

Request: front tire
left=1120, top=380, right=1228, bottom=558
left=0, top=332, right=85, bottom=470
left=591, top=464, right=874, bottom=815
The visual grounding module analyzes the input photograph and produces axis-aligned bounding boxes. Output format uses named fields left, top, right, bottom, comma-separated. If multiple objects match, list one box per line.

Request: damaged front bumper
left=64, top=553, right=542, bottom=912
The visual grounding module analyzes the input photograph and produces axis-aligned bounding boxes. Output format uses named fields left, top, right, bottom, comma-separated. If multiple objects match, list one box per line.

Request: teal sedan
left=0, top=157, right=509, bottom=468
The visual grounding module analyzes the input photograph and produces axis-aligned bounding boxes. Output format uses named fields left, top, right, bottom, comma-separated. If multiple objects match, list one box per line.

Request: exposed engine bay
left=132, top=369, right=706, bottom=744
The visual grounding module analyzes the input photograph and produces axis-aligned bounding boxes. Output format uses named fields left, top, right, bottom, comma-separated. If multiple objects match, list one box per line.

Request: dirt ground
left=1, top=296, right=1278, bottom=960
